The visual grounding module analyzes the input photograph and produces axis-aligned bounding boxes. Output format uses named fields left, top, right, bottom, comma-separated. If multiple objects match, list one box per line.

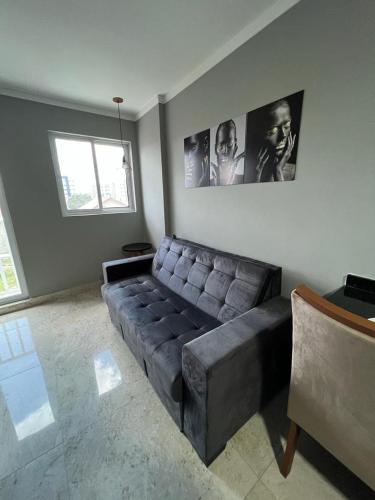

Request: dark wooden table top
left=326, top=275, right=375, bottom=320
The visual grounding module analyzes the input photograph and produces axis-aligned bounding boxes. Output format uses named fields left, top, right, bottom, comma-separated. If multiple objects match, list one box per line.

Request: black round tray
left=121, top=242, right=152, bottom=254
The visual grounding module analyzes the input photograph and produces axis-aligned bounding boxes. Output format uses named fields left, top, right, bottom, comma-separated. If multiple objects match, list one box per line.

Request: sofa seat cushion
left=102, top=275, right=221, bottom=401
left=101, top=275, right=156, bottom=331
left=138, top=307, right=220, bottom=402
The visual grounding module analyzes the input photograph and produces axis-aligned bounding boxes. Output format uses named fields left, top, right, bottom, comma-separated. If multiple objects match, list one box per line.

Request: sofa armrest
left=102, top=253, right=155, bottom=284
left=182, top=296, right=292, bottom=465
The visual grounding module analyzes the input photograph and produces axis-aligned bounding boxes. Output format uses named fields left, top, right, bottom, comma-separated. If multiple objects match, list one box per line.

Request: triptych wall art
left=184, top=90, right=304, bottom=188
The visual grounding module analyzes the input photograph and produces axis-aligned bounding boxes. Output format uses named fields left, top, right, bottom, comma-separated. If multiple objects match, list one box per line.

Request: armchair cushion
left=288, top=290, right=375, bottom=491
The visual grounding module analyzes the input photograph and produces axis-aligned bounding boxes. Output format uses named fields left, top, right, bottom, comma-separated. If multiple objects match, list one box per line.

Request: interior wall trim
left=0, top=87, right=137, bottom=121
left=0, top=281, right=101, bottom=316
left=135, top=0, right=301, bottom=120
left=1, top=0, right=300, bottom=122
left=160, top=0, right=300, bottom=106
left=136, top=94, right=166, bottom=121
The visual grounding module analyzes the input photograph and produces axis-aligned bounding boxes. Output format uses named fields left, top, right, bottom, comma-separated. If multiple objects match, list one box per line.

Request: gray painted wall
left=164, top=0, right=375, bottom=296
left=137, top=103, right=167, bottom=248
left=0, top=95, right=144, bottom=297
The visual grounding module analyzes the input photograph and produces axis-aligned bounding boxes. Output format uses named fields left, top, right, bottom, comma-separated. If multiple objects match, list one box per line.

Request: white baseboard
left=0, top=280, right=102, bottom=316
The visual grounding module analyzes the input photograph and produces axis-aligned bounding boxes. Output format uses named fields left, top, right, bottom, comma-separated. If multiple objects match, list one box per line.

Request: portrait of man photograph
left=184, top=129, right=210, bottom=188
left=209, top=115, right=246, bottom=186
left=244, top=91, right=304, bottom=183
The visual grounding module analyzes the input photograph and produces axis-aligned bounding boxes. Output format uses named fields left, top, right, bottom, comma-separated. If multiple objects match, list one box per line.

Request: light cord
left=116, top=102, right=127, bottom=163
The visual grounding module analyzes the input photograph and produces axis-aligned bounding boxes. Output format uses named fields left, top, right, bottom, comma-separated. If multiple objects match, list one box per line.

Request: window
left=0, top=175, right=28, bottom=304
left=49, top=132, right=136, bottom=216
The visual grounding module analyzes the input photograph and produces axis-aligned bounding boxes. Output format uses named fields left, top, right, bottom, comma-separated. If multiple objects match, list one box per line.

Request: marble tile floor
left=0, top=285, right=373, bottom=500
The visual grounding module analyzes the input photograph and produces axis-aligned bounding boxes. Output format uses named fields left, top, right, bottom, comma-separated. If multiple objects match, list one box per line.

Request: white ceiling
left=0, top=0, right=299, bottom=120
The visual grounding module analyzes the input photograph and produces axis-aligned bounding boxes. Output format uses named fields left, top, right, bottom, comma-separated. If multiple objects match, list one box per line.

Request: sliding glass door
left=0, top=177, right=27, bottom=304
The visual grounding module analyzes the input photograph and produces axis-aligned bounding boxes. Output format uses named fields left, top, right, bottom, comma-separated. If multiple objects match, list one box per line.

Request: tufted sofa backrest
left=152, top=236, right=281, bottom=323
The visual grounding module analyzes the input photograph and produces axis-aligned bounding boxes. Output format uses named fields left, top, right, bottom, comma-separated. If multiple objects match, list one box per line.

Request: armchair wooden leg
left=280, top=420, right=300, bottom=478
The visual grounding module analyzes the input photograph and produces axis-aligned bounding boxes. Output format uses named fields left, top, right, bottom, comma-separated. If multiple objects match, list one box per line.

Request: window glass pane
left=0, top=207, right=21, bottom=299
left=55, top=138, right=98, bottom=210
left=94, top=143, right=129, bottom=208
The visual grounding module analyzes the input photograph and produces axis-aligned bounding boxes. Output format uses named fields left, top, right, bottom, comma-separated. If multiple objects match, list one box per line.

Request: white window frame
left=48, top=131, right=136, bottom=217
left=0, top=175, right=28, bottom=305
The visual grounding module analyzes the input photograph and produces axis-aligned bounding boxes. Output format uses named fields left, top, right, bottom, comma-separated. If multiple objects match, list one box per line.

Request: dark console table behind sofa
left=326, top=274, right=375, bottom=319
left=102, top=236, right=292, bottom=465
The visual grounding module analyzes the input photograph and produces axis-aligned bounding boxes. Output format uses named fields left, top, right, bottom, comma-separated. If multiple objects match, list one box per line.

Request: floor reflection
left=0, top=318, right=55, bottom=440
left=94, top=350, right=122, bottom=396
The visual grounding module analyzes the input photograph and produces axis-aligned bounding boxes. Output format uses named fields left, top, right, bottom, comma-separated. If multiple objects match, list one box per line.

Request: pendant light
left=113, top=96, right=127, bottom=169
left=112, top=97, right=135, bottom=210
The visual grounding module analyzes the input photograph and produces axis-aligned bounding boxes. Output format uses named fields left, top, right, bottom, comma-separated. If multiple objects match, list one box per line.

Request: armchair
left=281, top=285, right=375, bottom=491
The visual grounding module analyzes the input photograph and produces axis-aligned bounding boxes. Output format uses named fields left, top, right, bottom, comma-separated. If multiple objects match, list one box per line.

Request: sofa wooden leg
left=280, top=420, right=300, bottom=477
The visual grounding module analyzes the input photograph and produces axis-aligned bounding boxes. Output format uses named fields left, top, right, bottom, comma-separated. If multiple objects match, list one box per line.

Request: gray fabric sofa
left=102, top=236, right=292, bottom=465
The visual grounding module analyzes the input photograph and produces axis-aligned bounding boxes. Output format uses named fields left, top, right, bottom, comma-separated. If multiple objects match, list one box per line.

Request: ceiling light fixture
left=112, top=96, right=127, bottom=169
left=112, top=96, right=135, bottom=211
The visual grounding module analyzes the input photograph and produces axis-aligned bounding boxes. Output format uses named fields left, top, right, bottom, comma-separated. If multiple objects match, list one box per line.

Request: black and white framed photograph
left=184, top=90, right=304, bottom=188
left=209, top=114, right=246, bottom=186
left=244, top=91, right=304, bottom=183
left=184, top=129, right=210, bottom=188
